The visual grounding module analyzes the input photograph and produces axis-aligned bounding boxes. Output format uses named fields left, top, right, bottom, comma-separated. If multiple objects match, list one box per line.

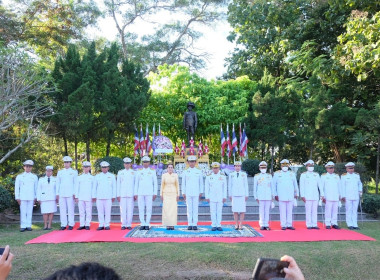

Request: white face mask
left=260, top=168, right=267, bottom=174
left=282, top=166, right=289, bottom=172
left=307, top=166, right=314, bottom=172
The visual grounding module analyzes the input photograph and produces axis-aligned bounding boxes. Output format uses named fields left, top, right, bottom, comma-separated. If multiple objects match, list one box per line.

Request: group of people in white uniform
left=14, top=155, right=362, bottom=232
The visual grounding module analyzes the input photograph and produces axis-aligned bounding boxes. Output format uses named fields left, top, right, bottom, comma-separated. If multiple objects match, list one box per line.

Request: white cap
left=45, top=165, right=53, bottom=170
left=345, top=162, right=355, bottom=167
left=234, top=161, right=242, bottom=166
left=23, top=160, right=34, bottom=166
left=63, top=156, right=73, bottom=162
left=123, top=157, right=132, bottom=163
left=280, top=159, right=290, bottom=165
left=211, top=162, right=220, bottom=168
left=259, top=161, right=268, bottom=167
left=142, top=156, right=151, bottom=162
left=187, top=155, right=196, bottom=161
left=82, top=161, right=91, bottom=167
left=325, top=161, right=335, bottom=167
left=304, top=159, right=315, bottom=166
left=100, top=161, right=110, bottom=167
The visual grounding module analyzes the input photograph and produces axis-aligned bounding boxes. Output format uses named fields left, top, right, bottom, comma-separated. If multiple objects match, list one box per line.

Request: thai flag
left=220, top=125, right=226, bottom=157
left=134, top=128, right=140, bottom=156
left=239, top=123, right=242, bottom=155
left=146, top=125, right=152, bottom=153
left=232, top=124, right=238, bottom=154
left=241, top=128, right=249, bottom=157
left=140, top=125, right=145, bottom=154
left=226, top=124, right=232, bottom=157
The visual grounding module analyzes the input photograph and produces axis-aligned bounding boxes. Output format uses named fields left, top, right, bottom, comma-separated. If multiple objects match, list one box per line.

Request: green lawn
left=1, top=222, right=379, bottom=279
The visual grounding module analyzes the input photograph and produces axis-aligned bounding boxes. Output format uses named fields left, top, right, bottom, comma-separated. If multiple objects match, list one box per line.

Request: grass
left=1, top=222, right=380, bottom=279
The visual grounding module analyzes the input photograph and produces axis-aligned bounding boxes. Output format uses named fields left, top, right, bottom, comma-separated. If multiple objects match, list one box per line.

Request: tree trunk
left=63, top=132, right=68, bottom=156
left=271, top=145, right=275, bottom=175
left=309, top=144, right=313, bottom=159
left=332, top=143, right=342, bottom=162
left=106, top=130, right=114, bottom=157
left=74, top=137, right=78, bottom=170
left=376, top=135, right=379, bottom=194
left=86, top=134, right=90, bottom=161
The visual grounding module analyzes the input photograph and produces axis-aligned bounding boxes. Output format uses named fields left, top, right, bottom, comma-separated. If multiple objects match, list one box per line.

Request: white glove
left=271, top=201, right=275, bottom=209
left=293, top=198, right=298, bottom=207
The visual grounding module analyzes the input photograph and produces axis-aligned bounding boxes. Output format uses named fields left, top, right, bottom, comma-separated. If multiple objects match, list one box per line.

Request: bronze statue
left=183, top=102, right=197, bottom=145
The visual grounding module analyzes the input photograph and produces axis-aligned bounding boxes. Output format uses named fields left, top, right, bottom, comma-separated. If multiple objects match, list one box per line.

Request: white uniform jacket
left=37, top=176, right=57, bottom=201
left=117, top=169, right=136, bottom=197
left=15, top=172, right=38, bottom=200
left=181, top=167, right=204, bottom=196
left=205, top=172, right=227, bottom=202
left=56, top=168, right=78, bottom=197
left=272, top=170, right=299, bottom=201
left=134, top=168, right=158, bottom=196
left=228, top=171, right=249, bottom=197
left=300, top=171, right=323, bottom=200
left=320, top=173, right=341, bottom=201
left=94, top=172, right=116, bottom=199
left=341, top=173, right=362, bottom=200
left=253, top=173, right=273, bottom=200
left=75, top=173, right=95, bottom=201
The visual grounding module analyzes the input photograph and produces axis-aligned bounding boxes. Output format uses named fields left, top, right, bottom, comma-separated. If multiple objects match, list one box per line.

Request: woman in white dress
left=37, top=166, right=58, bottom=230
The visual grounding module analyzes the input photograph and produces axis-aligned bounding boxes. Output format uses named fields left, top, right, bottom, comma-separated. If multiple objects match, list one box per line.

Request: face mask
left=282, top=166, right=288, bottom=172
left=260, top=168, right=267, bottom=174
left=307, top=166, right=314, bottom=172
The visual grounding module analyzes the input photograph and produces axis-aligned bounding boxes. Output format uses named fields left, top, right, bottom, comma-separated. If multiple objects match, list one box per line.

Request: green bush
left=94, top=157, right=124, bottom=174
left=362, top=194, right=380, bottom=218
left=242, top=159, right=260, bottom=177
left=0, top=185, right=13, bottom=212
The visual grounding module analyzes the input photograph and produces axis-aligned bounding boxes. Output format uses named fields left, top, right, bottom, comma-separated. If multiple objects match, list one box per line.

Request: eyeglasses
left=64, top=161, right=71, bottom=163
left=24, top=165, right=33, bottom=168
left=326, top=167, right=334, bottom=169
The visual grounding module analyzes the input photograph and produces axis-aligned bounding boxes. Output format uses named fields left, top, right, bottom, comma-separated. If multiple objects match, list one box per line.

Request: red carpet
left=25, top=221, right=375, bottom=244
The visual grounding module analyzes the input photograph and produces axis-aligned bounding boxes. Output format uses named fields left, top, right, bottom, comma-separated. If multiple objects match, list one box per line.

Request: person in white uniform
left=341, top=162, right=363, bottom=230
left=134, top=156, right=158, bottom=230
left=253, top=161, right=273, bottom=230
left=228, top=161, right=249, bottom=230
left=205, top=162, right=227, bottom=231
left=15, top=160, right=38, bottom=232
left=56, top=156, right=78, bottom=230
left=117, top=157, right=136, bottom=230
left=75, top=161, right=95, bottom=230
left=181, top=155, right=204, bottom=230
left=273, top=159, right=299, bottom=230
left=37, top=165, right=57, bottom=230
left=320, top=161, right=342, bottom=229
left=300, top=160, right=323, bottom=230
left=94, top=161, right=116, bottom=230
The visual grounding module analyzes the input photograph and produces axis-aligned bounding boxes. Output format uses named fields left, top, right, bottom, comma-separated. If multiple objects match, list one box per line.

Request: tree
left=0, top=45, right=52, bottom=164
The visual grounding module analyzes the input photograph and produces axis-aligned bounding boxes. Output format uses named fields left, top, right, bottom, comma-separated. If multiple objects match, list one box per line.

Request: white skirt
left=231, top=196, right=246, bottom=213
left=41, top=200, right=57, bottom=214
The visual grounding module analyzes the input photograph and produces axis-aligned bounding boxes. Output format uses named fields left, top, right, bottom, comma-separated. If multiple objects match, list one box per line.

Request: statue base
left=174, top=147, right=209, bottom=168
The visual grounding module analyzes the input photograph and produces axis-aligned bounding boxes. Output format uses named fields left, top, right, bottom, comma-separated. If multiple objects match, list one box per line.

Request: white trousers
left=120, top=197, right=134, bottom=227
left=325, top=201, right=338, bottom=226
left=305, top=200, right=318, bottom=227
left=78, top=200, right=92, bottom=226
left=259, top=200, right=271, bottom=227
left=186, top=196, right=199, bottom=226
left=138, top=195, right=152, bottom=226
left=96, top=199, right=112, bottom=227
left=20, top=200, right=34, bottom=228
left=279, top=201, right=293, bottom=227
left=59, top=197, right=75, bottom=227
left=345, top=199, right=359, bottom=227
left=210, top=201, right=223, bottom=227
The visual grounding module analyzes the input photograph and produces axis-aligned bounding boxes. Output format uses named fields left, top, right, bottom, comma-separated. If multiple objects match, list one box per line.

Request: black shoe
left=188, top=226, right=192, bottom=230
left=43, top=227, right=48, bottom=230
left=68, top=226, right=73, bottom=230
left=47, top=227, right=52, bottom=230
left=121, top=226, right=126, bottom=230
left=307, top=227, right=312, bottom=229
left=211, top=227, right=217, bottom=231
left=60, top=226, right=66, bottom=230
left=85, top=226, right=90, bottom=230
left=127, top=226, right=132, bottom=230
left=96, top=227, right=104, bottom=231
left=26, top=227, right=32, bottom=231
left=166, top=226, right=170, bottom=230
left=20, top=228, right=26, bottom=232
left=348, top=226, right=353, bottom=230
left=353, top=227, right=360, bottom=230
left=281, top=227, right=286, bottom=230
left=313, top=227, right=320, bottom=230
left=260, top=226, right=265, bottom=230
left=217, top=227, right=223, bottom=231
left=145, top=226, right=150, bottom=230
left=77, top=226, right=85, bottom=230
left=140, top=226, right=145, bottom=230
left=192, top=226, right=197, bottom=230
left=105, top=226, right=110, bottom=230
left=287, top=227, right=295, bottom=230
left=332, top=225, right=340, bottom=229
left=326, top=226, right=331, bottom=229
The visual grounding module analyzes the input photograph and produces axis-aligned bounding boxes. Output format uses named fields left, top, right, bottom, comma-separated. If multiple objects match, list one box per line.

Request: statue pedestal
left=174, top=147, right=209, bottom=168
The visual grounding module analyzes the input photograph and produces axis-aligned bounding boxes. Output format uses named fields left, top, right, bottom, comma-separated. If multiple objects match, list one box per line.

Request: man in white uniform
left=15, top=160, right=38, bottom=232
left=94, top=161, right=116, bottom=230
left=273, top=159, right=299, bottom=230
left=300, top=159, right=323, bottom=229
left=253, top=161, right=273, bottom=230
left=56, top=156, right=78, bottom=230
left=228, top=161, right=249, bottom=230
left=75, top=161, right=95, bottom=230
left=37, top=165, right=57, bottom=230
left=341, top=162, right=363, bottom=230
left=205, top=162, right=227, bottom=231
left=117, top=157, right=136, bottom=230
left=321, top=161, right=342, bottom=229
left=181, top=155, right=204, bottom=230
left=134, top=156, right=158, bottom=230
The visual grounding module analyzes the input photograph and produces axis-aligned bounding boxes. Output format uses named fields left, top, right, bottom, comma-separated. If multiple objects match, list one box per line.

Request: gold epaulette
left=342, top=173, right=347, bottom=176
left=196, top=166, right=201, bottom=170
left=254, top=173, right=260, bottom=177
left=184, top=166, right=189, bottom=170
left=322, top=173, right=327, bottom=176
left=302, top=171, right=307, bottom=174
left=354, top=172, right=359, bottom=175
left=275, top=170, right=281, bottom=173
left=138, top=168, right=142, bottom=170
left=150, top=168, right=155, bottom=170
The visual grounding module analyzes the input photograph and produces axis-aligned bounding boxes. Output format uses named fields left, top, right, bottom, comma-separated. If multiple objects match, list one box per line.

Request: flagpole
left=220, top=123, right=223, bottom=164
